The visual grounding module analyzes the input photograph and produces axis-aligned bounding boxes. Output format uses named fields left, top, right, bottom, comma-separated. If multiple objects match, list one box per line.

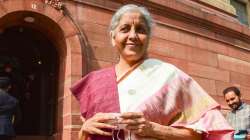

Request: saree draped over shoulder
left=71, top=58, right=234, bottom=140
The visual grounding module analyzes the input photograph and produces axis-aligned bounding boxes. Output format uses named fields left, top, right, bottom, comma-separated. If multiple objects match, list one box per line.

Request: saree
left=71, top=58, right=234, bottom=140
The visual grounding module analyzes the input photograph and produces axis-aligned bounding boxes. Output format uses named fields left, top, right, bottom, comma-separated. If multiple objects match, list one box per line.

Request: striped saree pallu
left=118, top=59, right=234, bottom=140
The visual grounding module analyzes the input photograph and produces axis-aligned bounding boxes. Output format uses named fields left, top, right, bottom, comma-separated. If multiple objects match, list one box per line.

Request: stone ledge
left=73, top=0, right=250, bottom=51
left=200, top=0, right=236, bottom=15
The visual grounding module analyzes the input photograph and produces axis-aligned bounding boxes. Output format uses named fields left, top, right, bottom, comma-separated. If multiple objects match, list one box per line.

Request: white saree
left=117, top=59, right=233, bottom=140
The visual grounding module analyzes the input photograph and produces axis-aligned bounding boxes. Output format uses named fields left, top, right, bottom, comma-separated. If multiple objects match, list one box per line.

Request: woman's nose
left=128, top=29, right=137, bottom=40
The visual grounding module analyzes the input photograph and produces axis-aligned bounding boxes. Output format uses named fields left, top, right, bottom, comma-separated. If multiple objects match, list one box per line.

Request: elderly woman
left=71, top=4, right=234, bottom=140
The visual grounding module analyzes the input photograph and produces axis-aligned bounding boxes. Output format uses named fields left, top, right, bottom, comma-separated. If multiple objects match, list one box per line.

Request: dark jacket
left=0, top=89, right=18, bottom=136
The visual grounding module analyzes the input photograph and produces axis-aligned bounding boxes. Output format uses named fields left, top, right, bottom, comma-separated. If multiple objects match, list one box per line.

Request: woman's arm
left=149, top=122, right=202, bottom=140
left=120, top=112, right=202, bottom=140
left=78, top=113, right=118, bottom=140
left=79, top=125, right=88, bottom=140
left=79, top=116, right=88, bottom=140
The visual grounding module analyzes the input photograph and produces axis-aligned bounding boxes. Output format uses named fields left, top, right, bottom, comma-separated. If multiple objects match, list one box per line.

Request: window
left=230, top=0, right=248, bottom=25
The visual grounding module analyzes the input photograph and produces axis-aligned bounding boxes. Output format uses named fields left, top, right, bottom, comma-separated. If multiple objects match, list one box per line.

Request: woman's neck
left=115, top=57, right=144, bottom=82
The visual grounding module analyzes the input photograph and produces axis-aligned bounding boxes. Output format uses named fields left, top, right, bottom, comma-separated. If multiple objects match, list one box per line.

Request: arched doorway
left=0, top=25, right=58, bottom=137
left=0, top=1, right=85, bottom=140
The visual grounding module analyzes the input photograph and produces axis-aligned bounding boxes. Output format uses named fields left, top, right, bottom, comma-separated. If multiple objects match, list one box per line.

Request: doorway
left=0, top=26, right=58, bottom=138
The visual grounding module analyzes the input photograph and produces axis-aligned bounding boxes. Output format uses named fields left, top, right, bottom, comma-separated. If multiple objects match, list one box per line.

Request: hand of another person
left=119, top=112, right=155, bottom=137
left=80, top=113, right=118, bottom=136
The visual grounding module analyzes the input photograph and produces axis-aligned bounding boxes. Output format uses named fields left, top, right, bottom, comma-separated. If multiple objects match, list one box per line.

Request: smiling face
left=224, top=91, right=242, bottom=110
left=111, top=11, right=149, bottom=65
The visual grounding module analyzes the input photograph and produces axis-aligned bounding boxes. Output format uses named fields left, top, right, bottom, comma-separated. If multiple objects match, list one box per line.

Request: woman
left=71, top=4, right=234, bottom=140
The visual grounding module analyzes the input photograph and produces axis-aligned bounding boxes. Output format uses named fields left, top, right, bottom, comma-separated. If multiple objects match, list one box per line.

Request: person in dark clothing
left=0, top=77, right=20, bottom=140
left=0, top=63, right=19, bottom=99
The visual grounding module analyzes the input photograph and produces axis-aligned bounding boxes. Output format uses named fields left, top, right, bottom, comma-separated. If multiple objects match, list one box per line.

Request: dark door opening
left=0, top=26, right=58, bottom=136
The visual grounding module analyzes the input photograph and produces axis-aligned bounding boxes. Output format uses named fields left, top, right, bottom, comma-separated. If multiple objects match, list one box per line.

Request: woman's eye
left=136, top=27, right=147, bottom=34
left=120, top=26, right=130, bottom=32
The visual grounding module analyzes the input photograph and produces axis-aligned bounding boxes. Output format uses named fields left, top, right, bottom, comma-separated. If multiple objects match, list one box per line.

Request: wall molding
left=70, top=0, right=250, bottom=51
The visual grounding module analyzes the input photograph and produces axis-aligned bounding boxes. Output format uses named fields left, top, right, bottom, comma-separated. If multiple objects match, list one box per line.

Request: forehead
left=119, top=11, right=146, bottom=25
left=225, top=91, right=238, bottom=99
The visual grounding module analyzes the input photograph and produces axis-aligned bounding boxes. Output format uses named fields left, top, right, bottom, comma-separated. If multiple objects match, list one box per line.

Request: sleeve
left=169, top=70, right=234, bottom=140
left=70, top=74, right=91, bottom=117
left=185, top=109, right=234, bottom=140
left=0, top=95, right=18, bottom=114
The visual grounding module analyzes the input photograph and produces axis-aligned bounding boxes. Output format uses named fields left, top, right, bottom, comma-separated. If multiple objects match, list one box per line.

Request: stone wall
left=64, top=0, right=250, bottom=139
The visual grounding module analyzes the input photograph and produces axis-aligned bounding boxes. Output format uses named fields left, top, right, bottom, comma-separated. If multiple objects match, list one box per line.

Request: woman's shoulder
left=144, top=58, right=190, bottom=79
left=70, top=66, right=115, bottom=94
left=144, top=58, right=179, bottom=71
left=87, top=66, right=115, bottom=78
left=79, top=66, right=115, bottom=83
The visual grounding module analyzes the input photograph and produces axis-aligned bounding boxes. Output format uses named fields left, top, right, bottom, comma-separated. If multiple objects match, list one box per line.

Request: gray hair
left=109, top=4, right=153, bottom=36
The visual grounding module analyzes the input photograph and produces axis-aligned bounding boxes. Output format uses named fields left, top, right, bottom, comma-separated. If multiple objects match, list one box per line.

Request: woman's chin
left=124, top=55, right=144, bottom=64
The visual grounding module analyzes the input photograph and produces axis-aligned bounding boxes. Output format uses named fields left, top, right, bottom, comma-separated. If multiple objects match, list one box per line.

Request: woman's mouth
left=126, top=43, right=137, bottom=47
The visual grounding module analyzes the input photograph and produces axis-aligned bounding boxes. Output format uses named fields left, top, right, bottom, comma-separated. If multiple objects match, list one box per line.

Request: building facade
left=0, top=0, right=249, bottom=140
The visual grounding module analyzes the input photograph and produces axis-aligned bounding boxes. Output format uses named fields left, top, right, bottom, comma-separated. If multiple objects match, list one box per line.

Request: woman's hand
left=80, top=113, right=118, bottom=136
left=118, top=112, right=201, bottom=140
left=119, top=112, right=155, bottom=137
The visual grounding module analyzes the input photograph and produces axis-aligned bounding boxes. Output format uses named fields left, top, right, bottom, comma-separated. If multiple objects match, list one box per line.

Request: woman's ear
left=110, top=31, right=116, bottom=47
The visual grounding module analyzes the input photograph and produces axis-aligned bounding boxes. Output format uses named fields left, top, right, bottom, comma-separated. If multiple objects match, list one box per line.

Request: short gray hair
left=109, top=4, right=153, bottom=36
